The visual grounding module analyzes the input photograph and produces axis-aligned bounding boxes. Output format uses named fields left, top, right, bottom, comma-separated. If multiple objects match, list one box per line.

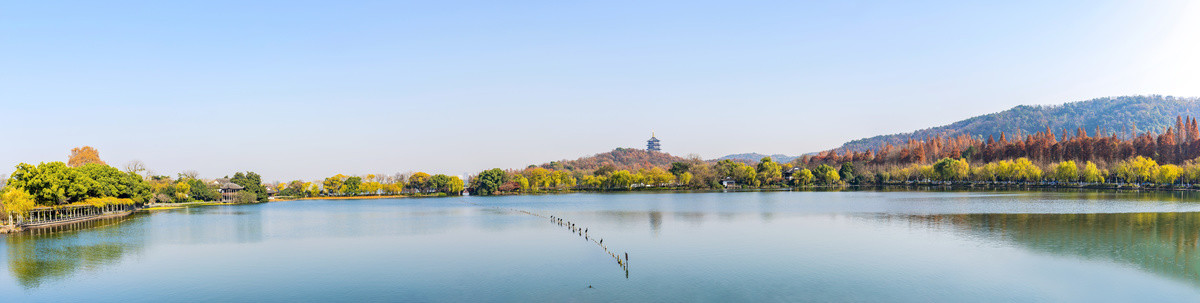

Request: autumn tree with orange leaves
left=68, top=146, right=107, bottom=167
left=802, top=115, right=1200, bottom=168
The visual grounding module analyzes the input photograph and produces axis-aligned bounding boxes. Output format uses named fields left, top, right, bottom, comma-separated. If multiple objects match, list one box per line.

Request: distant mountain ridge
left=717, top=153, right=799, bottom=164
left=837, top=95, right=1200, bottom=152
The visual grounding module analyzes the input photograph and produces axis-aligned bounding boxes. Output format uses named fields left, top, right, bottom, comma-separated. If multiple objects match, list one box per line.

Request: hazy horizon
left=5, top=1, right=1200, bottom=182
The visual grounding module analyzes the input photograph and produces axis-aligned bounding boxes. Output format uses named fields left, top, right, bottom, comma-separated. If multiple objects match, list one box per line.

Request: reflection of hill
left=897, top=212, right=1200, bottom=287
left=6, top=215, right=147, bottom=288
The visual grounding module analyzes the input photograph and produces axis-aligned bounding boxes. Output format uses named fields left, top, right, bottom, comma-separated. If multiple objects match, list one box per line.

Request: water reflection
left=649, top=211, right=662, bottom=236
left=6, top=215, right=146, bottom=288
left=172, top=206, right=266, bottom=245
left=876, top=187, right=1200, bottom=204
left=893, top=212, right=1200, bottom=287
left=11, top=193, right=1200, bottom=299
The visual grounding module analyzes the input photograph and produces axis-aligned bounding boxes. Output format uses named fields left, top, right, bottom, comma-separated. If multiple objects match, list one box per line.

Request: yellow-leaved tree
left=1081, top=161, right=1105, bottom=183
left=1051, top=161, right=1079, bottom=182
left=2, top=187, right=36, bottom=224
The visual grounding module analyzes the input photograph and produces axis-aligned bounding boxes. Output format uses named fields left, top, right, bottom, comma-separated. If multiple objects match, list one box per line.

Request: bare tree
left=124, top=160, right=147, bottom=174
left=179, top=170, right=200, bottom=180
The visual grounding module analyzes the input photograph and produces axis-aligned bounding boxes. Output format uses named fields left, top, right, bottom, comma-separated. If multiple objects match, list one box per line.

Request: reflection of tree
left=899, top=212, right=1200, bottom=287
left=234, top=207, right=264, bottom=244
left=674, top=212, right=706, bottom=225
left=6, top=215, right=145, bottom=288
left=649, top=211, right=662, bottom=235
left=874, top=187, right=1200, bottom=204
left=591, top=211, right=651, bottom=226
left=176, top=207, right=267, bottom=244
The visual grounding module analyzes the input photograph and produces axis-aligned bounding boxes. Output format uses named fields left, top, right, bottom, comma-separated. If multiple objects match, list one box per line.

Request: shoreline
left=22, top=209, right=136, bottom=229
left=268, top=182, right=1200, bottom=202
left=2, top=209, right=138, bottom=234
left=3, top=201, right=237, bottom=234
left=7, top=184, right=1199, bottom=234
left=294, top=195, right=409, bottom=201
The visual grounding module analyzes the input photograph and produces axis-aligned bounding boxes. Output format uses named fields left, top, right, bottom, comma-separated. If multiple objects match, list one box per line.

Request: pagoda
left=647, top=132, right=661, bottom=151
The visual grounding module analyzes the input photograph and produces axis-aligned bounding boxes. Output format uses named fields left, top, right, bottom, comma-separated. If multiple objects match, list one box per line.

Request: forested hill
left=539, top=148, right=687, bottom=171
left=838, top=95, right=1200, bottom=152
left=717, top=153, right=798, bottom=164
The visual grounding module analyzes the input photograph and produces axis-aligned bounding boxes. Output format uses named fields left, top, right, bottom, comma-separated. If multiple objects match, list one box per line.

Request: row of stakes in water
left=546, top=214, right=629, bottom=273
left=461, top=202, right=630, bottom=275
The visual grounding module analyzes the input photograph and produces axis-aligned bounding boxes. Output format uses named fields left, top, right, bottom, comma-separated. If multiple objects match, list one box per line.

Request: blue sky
left=4, top=0, right=1200, bottom=181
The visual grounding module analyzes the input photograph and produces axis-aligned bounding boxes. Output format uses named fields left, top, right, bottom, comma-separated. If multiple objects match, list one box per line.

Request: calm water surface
left=6, top=190, right=1200, bottom=302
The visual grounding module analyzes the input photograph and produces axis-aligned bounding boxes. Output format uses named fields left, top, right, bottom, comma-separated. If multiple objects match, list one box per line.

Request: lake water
left=6, top=190, right=1200, bottom=302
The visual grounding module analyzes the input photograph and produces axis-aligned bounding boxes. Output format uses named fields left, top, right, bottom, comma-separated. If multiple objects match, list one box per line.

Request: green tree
left=471, top=169, right=507, bottom=196
left=874, top=171, right=892, bottom=183
left=408, top=172, right=431, bottom=193
left=233, top=191, right=257, bottom=204
left=813, top=164, right=840, bottom=185
left=230, top=171, right=268, bottom=202
left=187, top=179, right=221, bottom=201
left=430, top=174, right=452, bottom=193
left=76, top=163, right=121, bottom=198
left=757, top=157, right=783, bottom=185
left=714, top=160, right=740, bottom=179
left=838, top=162, right=856, bottom=182
left=322, top=174, right=346, bottom=195
left=72, top=163, right=151, bottom=203
left=593, top=165, right=616, bottom=176
left=933, top=158, right=969, bottom=181
left=279, top=180, right=307, bottom=197
left=342, top=176, right=363, bottom=195
left=960, top=146, right=978, bottom=160
left=8, top=162, right=86, bottom=206
left=668, top=162, right=692, bottom=176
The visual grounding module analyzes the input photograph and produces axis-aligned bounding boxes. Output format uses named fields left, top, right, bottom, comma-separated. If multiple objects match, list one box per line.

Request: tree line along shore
left=8, top=115, right=1200, bottom=227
